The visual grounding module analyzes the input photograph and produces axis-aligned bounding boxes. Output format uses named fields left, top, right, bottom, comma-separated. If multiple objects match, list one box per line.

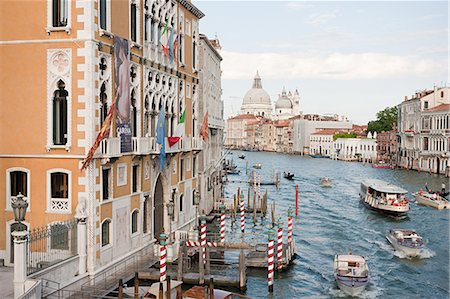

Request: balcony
left=96, top=137, right=120, bottom=158
left=181, top=137, right=192, bottom=152
left=165, top=137, right=181, bottom=154
left=132, top=137, right=150, bottom=155
left=192, top=136, right=203, bottom=151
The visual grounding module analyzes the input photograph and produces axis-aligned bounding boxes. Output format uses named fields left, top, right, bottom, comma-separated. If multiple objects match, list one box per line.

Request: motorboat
left=227, top=169, right=240, bottom=175
left=238, top=153, right=246, bottom=159
left=372, top=161, right=393, bottom=169
left=309, top=154, right=325, bottom=158
left=253, top=163, right=262, bottom=169
left=359, top=179, right=409, bottom=218
left=334, top=253, right=369, bottom=296
left=320, top=177, right=332, bottom=187
left=413, top=192, right=450, bottom=210
left=283, top=171, right=294, bottom=180
left=386, top=229, right=426, bottom=257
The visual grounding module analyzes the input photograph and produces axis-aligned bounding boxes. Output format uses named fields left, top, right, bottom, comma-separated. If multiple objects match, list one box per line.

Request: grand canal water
left=223, top=150, right=449, bottom=299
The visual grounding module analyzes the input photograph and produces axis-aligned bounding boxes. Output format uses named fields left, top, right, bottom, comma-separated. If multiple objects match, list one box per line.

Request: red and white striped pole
left=159, top=230, right=167, bottom=282
left=200, top=213, right=206, bottom=264
left=258, top=175, right=261, bottom=199
left=240, top=192, right=245, bottom=233
left=268, top=226, right=274, bottom=293
left=287, top=206, right=293, bottom=260
left=277, top=218, right=283, bottom=271
left=220, top=204, right=225, bottom=243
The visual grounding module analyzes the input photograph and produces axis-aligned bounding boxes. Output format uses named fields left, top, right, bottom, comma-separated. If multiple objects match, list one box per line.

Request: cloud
left=420, top=14, right=445, bottom=20
left=285, top=2, right=309, bottom=10
left=306, top=11, right=338, bottom=25
left=220, top=51, right=445, bottom=80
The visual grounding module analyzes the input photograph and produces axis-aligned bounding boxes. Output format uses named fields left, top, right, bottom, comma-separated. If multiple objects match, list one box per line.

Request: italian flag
left=168, top=110, right=185, bottom=147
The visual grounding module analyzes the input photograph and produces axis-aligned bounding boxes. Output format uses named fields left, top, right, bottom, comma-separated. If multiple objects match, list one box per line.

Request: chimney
left=404, top=96, right=407, bottom=101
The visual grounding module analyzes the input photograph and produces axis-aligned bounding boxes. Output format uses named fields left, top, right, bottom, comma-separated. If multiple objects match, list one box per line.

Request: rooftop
left=229, top=114, right=257, bottom=120
left=312, top=129, right=341, bottom=135
left=423, top=103, right=449, bottom=113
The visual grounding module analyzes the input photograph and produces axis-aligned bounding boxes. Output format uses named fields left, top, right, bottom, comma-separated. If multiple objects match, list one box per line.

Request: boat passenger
left=442, top=183, right=446, bottom=194
left=431, top=193, right=437, bottom=200
left=420, top=189, right=424, bottom=196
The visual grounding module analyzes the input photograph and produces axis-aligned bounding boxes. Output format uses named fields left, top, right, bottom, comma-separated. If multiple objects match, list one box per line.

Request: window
left=7, top=168, right=30, bottom=211
left=99, top=0, right=107, bottom=30
left=100, top=82, right=108, bottom=126
left=143, top=196, right=150, bottom=234
left=101, top=219, right=111, bottom=246
left=52, top=0, right=68, bottom=27
left=131, top=210, right=139, bottom=234
left=423, top=137, right=429, bottom=150
left=47, top=170, right=71, bottom=213
left=193, top=156, right=196, bottom=176
left=424, top=101, right=428, bottom=109
left=180, top=158, right=184, bottom=181
left=132, top=164, right=139, bottom=193
left=441, top=91, right=444, bottom=98
left=185, top=20, right=190, bottom=35
left=53, top=80, right=68, bottom=145
left=130, top=3, right=137, bottom=42
left=179, top=194, right=184, bottom=212
left=131, top=90, right=137, bottom=137
left=50, top=223, right=69, bottom=250
left=102, top=168, right=110, bottom=200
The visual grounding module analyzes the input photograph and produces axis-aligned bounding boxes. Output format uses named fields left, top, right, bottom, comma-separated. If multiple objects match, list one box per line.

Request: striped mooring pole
left=200, top=213, right=207, bottom=264
left=258, top=175, right=261, bottom=199
left=160, top=230, right=167, bottom=282
left=287, top=206, right=293, bottom=259
left=253, top=170, right=257, bottom=192
left=240, top=192, right=245, bottom=233
left=220, top=204, right=225, bottom=243
left=277, top=217, right=283, bottom=271
left=268, top=226, right=274, bottom=292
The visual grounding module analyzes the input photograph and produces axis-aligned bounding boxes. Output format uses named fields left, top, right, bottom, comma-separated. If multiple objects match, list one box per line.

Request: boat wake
left=328, top=285, right=383, bottom=298
left=417, top=248, right=435, bottom=259
left=374, top=238, right=436, bottom=259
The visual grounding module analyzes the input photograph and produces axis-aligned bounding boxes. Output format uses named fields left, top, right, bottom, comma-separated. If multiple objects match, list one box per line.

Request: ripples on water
left=224, top=151, right=449, bottom=299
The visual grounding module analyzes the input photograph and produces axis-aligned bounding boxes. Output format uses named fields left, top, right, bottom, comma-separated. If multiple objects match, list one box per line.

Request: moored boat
left=413, top=192, right=450, bottom=210
left=334, top=254, right=369, bottom=296
left=283, top=171, right=294, bottom=180
left=309, top=154, right=325, bottom=158
left=227, top=169, right=240, bottom=175
left=253, top=163, right=262, bottom=169
left=320, top=177, right=332, bottom=187
left=372, top=161, right=393, bottom=169
left=386, top=229, right=425, bottom=257
left=359, top=179, right=409, bottom=218
left=238, top=153, right=246, bottom=159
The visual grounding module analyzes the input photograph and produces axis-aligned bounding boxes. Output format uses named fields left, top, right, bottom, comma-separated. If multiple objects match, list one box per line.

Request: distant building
left=274, top=88, right=301, bottom=120
left=240, top=72, right=273, bottom=117
left=376, top=127, right=398, bottom=166
left=398, top=86, right=449, bottom=173
left=332, top=133, right=377, bottom=162
left=310, top=129, right=341, bottom=157
left=224, top=114, right=258, bottom=149
left=292, top=116, right=353, bottom=155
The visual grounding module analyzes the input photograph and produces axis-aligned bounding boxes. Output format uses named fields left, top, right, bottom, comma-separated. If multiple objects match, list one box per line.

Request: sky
left=193, top=1, right=448, bottom=124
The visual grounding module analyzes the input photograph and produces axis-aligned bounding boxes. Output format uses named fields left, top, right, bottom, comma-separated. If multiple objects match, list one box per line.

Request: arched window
left=179, top=194, right=184, bottom=212
left=131, top=209, right=139, bottom=234
left=53, top=80, right=68, bottom=145
left=100, top=82, right=108, bottom=126
left=131, top=89, right=137, bottom=137
left=7, top=168, right=30, bottom=211
left=101, top=219, right=111, bottom=246
left=52, top=0, right=68, bottom=27
left=144, top=96, right=150, bottom=136
left=143, top=196, right=150, bottom=234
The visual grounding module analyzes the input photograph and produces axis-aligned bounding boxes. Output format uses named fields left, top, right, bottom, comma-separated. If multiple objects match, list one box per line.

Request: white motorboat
left=359, top=179, right=409, bottom=218
left=413, top=192, right=450, bottom=210
left=334, top=254, right=369, bottom=296
left=253, top=163, right=262, bottom=169
left=386, top=229, right=425, bottom=257
left=320, top=177, right=332, bottom=187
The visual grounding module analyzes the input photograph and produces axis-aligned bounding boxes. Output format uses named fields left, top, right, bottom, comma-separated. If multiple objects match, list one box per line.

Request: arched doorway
left=436, top=157, right=440, bottom=174
left=153, top=174, right=164, bottom=241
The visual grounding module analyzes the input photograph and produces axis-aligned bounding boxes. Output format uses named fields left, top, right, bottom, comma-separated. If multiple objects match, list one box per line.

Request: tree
left=367, top=106, right=398, bottom=133
left=333, top=132, right=357, bottom=140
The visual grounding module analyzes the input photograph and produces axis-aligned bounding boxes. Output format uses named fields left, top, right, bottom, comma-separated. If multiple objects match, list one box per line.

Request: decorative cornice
left=177, top=0, right=205, bottom=19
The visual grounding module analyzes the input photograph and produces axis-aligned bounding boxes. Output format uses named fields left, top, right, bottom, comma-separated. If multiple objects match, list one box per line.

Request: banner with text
left=114, top=36, right=132, bottom=153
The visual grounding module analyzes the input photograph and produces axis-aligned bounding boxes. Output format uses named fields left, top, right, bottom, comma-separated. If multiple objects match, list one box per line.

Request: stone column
left=77, top=217, right=87, bottom=275
left=12, top=230, right=28, bottom=299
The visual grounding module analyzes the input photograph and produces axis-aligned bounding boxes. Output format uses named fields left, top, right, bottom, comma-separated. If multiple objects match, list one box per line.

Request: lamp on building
left=167, top=193, right=175, bottom=222
left=194, top=190, right=200, bottom=228
left=11, top=193, right=28, bottom=232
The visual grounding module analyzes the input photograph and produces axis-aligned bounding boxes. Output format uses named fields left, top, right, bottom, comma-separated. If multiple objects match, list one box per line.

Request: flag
left=162, top=44, right=169, bottom=57
left=168, top=29, right=174, bottom=64
left=156, top=106, right=166, bottom=171
left=161, top=20, right=169, bottom=36
left=173, top=34, right=179, bottom=61
left=168, top=110, right=185, bottom=147
left=81, top=102, right=115, bottom=171
left=200, top=112, right=209, bottom=141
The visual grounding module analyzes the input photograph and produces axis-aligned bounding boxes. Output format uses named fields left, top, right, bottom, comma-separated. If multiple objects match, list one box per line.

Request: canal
left=223, top=150, right=449, bottom=299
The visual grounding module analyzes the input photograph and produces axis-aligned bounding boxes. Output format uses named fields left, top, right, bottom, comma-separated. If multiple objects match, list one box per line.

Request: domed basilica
left=241, top=71, right=301, bottom=120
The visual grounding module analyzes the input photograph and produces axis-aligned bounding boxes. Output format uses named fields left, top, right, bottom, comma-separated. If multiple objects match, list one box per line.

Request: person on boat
left=420, top=189, right=424, bottom=196
left=425, top=183, right=430, bottom=193
left=442, top=182, right=446, bottom=194
left=431, top=193, right=437, bottom=200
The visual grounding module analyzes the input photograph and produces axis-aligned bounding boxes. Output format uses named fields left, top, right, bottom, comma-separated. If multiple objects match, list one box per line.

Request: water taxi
left=320, top=177, right=332, bottom=187
left=334, top=254, right=369, bottom=296
left=283, top=171, right=294, bottom=180
left=386, top=229, right=425, bottom=257
left=413, top=192, right=450, bottom=210
left=359, top=179, right=409, bottom=218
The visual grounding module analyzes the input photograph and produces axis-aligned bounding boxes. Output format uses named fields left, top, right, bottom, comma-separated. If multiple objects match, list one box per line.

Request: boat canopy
left=335, top=255, right=366, bottom=263
left=362, top=179, right=407, bottom=194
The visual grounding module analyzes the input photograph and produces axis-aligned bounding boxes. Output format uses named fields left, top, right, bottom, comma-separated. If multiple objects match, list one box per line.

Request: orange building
left=0, top=0, right=205, bottom=282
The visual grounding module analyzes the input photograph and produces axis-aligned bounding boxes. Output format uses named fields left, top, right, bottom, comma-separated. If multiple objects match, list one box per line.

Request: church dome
left=275, top=87, right=293, bottom=109
left=242, top=72, right=271, bottom=106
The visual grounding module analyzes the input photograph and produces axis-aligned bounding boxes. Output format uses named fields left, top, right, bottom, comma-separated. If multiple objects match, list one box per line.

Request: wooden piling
left=239, top=249, right=247, bottom=290
left=253, top=191, right=257, bottom=225
left=248, top=188, right=251, bottom=208
left=166, top=275, right=171, bottom=299
left=177, top=242, right=184, bottom=281
left=134, top=272, right=139, bottom=299
left=206, top=247, right=211, bottom=275
left=118, top=279, right=123, bottom=299
left=199, top=248, right=205, bottom=284
left=209, top=278, right=214, bottom=298
left=158, top=282, right=164, bottom=299
left=271, top=202, right=275, bottom=225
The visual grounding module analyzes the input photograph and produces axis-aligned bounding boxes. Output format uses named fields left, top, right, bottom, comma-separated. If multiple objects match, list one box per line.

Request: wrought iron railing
left=27, top=219, right=78, bottom=276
